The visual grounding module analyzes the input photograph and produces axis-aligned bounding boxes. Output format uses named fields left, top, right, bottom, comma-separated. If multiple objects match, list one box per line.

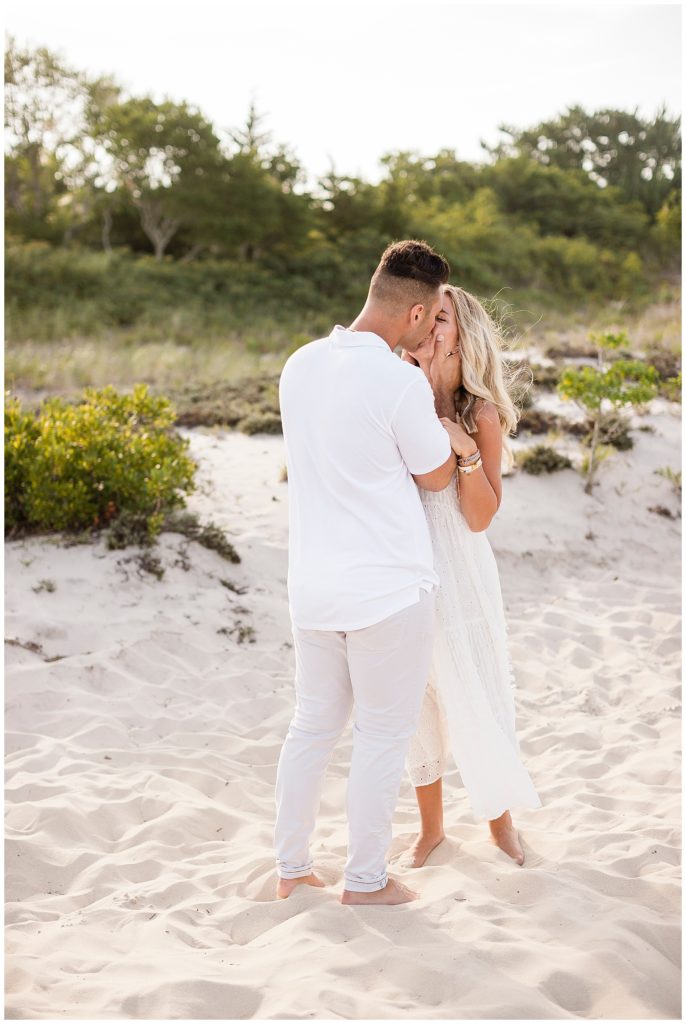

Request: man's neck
left=347, top=309, right=397, bottom=351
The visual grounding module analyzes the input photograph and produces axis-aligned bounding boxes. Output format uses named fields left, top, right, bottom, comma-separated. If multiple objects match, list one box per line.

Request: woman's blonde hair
left=443, top=285, right=531, bottom=470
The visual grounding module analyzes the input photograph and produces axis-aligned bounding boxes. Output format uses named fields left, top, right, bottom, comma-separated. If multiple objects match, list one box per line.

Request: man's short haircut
left=369, top=239, right=451, bottom=310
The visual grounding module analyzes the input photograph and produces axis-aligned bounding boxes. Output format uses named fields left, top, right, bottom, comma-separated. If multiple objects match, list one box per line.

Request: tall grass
left=5, top=243, right=680, bottom=401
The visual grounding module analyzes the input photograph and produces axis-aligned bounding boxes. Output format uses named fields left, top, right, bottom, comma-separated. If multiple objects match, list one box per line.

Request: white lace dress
left=407, top=472, right=541, bottom=821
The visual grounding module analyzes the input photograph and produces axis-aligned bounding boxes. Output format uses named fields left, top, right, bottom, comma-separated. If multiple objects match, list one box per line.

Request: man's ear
left=409, top=302, right=425, bottom=325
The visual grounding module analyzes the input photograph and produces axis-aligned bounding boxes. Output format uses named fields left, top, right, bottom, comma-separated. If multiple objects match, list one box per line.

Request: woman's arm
left=441, top=400, right=502, bottom=532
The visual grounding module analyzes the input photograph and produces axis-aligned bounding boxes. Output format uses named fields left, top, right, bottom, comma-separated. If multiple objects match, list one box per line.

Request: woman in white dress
left=402, top=284, right=541, bottom=869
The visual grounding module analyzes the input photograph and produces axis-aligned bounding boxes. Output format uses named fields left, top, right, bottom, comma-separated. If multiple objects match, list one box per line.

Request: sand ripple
left=5, top=428, right=681, bottom=1019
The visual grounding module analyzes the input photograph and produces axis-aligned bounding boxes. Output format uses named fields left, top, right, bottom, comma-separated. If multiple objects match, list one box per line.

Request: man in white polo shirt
left=275, top=240, right=457, bottom=906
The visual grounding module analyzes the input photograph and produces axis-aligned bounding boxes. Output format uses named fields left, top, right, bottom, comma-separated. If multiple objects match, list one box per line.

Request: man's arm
left=391, top=374, right=456, bottom=491
left=412, top=450, right=457, bottom=491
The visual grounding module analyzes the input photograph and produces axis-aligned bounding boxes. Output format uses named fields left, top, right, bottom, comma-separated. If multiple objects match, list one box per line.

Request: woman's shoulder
left=473, top=397, right=500, bottom=427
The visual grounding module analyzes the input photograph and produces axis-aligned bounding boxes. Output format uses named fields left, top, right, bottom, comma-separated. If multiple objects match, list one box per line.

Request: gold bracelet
left=457, top=457, right=483, bottom=474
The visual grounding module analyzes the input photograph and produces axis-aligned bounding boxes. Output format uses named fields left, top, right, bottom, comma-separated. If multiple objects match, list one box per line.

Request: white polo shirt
left=279, top=325, right=452, bottom=631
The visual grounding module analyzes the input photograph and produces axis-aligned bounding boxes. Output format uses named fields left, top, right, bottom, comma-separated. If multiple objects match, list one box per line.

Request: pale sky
left=5, top=1, right=682, bottom=184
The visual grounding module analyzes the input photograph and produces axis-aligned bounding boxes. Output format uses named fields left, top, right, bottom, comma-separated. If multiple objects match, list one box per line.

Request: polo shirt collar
left=330, top=324, right=392, bottom=352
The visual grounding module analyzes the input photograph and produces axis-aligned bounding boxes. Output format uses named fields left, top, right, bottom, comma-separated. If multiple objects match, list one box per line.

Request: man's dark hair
left=369, top=239, right=450, bottom=309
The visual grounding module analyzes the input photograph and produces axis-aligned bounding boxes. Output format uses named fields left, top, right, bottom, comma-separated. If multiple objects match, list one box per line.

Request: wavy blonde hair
left=443, top=285, right=531, bottom=470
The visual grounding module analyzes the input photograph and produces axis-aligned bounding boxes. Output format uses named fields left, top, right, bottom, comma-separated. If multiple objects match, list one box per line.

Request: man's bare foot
left=489, top=811, right=525, bottom=865
left=340, top=876, right=419, bottom=906
left=400, top=832, right=446, bottom=868
left=276, top=872, right=326, bottom=899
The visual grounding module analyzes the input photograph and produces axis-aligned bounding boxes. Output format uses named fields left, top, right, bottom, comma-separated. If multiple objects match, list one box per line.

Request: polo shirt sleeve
left=390, top=374, right=453, bottom=475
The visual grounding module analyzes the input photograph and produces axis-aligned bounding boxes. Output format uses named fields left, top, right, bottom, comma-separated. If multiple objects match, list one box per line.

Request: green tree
left=489, top=105, right=681, bottom=219
left=483, top=156, right=648, bottom=249
left=558, top=332, right=659, bottom=493
left=317, top=169, right=382, bottom=239
left=87, top=95, right=225, bottom=259
left=410, top=187, right=538, bottom=293
left=651, top=191, right=682, bottom=267
left=210, top=102, right=314, bottom=261
left=4, top=37, right=102, bottom=241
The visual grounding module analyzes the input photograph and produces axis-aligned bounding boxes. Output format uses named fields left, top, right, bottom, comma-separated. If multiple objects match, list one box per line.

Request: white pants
left=274, top=589, right=436, bottom=892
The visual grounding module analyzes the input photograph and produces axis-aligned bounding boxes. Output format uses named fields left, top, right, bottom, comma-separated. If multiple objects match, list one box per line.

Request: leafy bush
left=659, top=372, right=682, bottom=403
left=534, top=237, right=646, bottom=299
left=519, top=444, right=573, bottom=475
left=583, top=410, right=634, bottom=451
left=5, top=384, right=196, bottom=537
left=240, top=412, right=282, bottom=435
left=530, top=363, right=562, bottom=389
left=163, top=510, right=241, bottom=562
left=558, top=332, right=659, bottom=492
left=4, top=397, right=40, bottom=532
left=105, top=509, right=156, bottom=549
left=171, top=376, right=281, bottom=429
left=545, top=343, right=596, bottom=359
left=640, top=349, right=680, bottom=381
left=516, top=409, right=562, bottom=435
left=4, top=243, right=354, bottom=343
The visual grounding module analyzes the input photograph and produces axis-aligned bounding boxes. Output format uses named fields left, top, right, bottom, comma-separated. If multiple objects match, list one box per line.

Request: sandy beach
left=5, top=398, right=681, bottom=1020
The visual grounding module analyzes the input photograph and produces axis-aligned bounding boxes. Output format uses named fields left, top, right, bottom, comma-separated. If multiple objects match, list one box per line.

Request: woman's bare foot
left=401, top=831, right=446, bottom=868
left=489, top=811, right=525, bottom=865
left=276, top=872, right=326, bottom=899
left=340, top=876, right=419, bottom=905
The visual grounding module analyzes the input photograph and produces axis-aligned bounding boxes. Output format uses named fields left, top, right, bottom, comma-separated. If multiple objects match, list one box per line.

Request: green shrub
left=642, top=350, right=681, bottom=381
left=583, top=410, right=634, bottom=451
left=546, top=343, right=596, bottom=359
left=163, top=510, right=241, bottom=563
left=530, top=363, right=562, bottom=389
left=4, top=243, right=348, bottom=342
left=171, top=376, right=281, bottom=429
left=659, top=372, right=682, bottom=403
left=557, top=335, right=659, bottom=493
left=516, top=409, right=561, bottom=435
left=518, top=444, right=573, bottom=475
left=4, top=397, right=40, bottom=532
left=5, top=384, right=196, bottom=537
left=105, top=509, right=156, bottom=549
left=239, top=412, right=283, bottom=435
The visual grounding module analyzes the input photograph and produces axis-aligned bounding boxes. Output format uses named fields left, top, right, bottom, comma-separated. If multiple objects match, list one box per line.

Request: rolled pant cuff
left=343, top=872, right=388, bottom=893
left=276, top=863, right=314, bottom=879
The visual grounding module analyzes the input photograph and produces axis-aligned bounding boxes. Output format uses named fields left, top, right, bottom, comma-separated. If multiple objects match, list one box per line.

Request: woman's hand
left=401, top=331, right=437, bottom=381
left=430, top=334, right=462, bottom=395
left=439, top=416, right=479, bottom=459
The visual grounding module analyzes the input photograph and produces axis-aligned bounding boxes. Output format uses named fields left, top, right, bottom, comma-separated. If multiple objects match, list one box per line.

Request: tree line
left=5, top=38, right=681, bottom=307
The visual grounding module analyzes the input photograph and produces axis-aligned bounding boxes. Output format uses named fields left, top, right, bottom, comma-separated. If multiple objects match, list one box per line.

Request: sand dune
left=5, top=402, right=681, bottom=1019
